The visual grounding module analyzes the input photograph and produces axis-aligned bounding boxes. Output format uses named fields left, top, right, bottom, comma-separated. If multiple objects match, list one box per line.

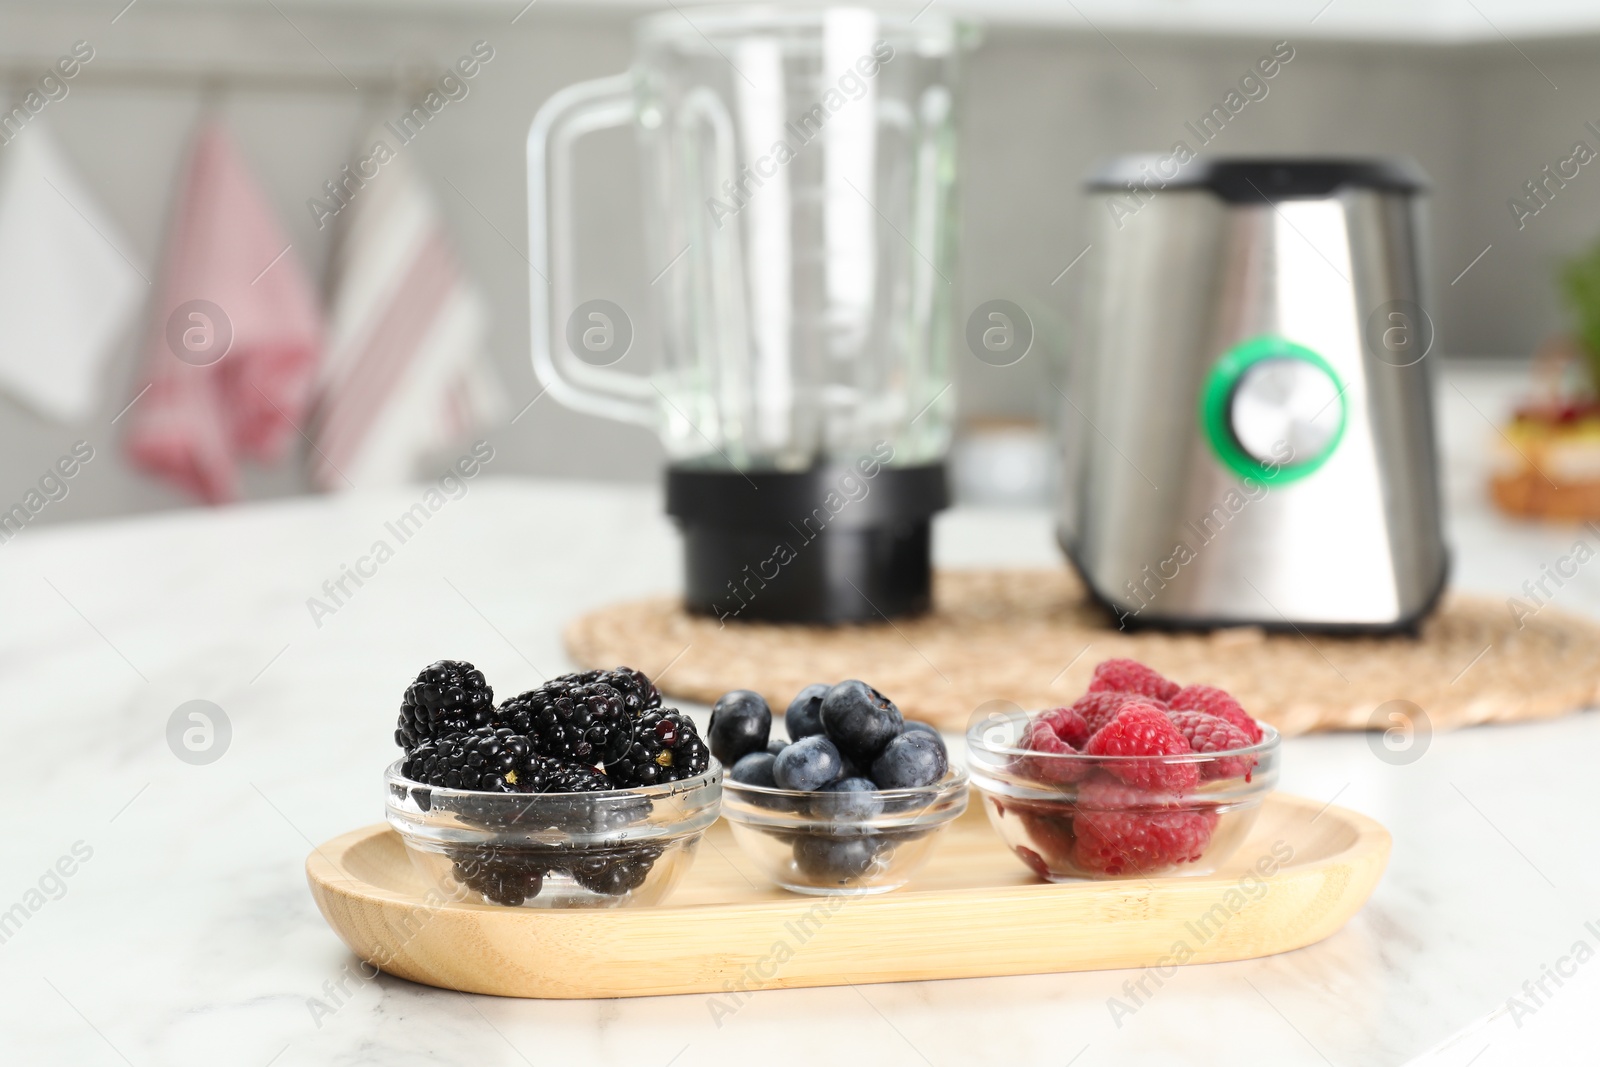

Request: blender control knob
left=1200, top=337, right=1347, bottom=484
left=1228, top=357, right=1342, bottom=467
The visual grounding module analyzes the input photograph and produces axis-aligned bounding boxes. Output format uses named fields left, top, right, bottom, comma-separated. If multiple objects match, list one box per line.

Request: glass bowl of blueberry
left=386, top=660, right=722, bottom=908
left=965, top=658, right=1280, bottom=881
left=712, top=681, right=968, bottom=896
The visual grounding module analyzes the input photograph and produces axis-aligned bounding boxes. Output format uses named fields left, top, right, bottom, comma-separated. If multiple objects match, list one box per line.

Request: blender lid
left=1085, top=156, right=1428, bottom=202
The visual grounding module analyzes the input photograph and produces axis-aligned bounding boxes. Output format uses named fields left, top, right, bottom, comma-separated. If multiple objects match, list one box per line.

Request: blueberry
left=731, top=751, right=792, bottom=811
left=793, top=833, right=884, bottom=883
left=785, top=684, right=829, bottom=740
left=838, top=755, right=867, bottom=780
left=766, top=737, right=789, bottom=756
left=772, top=735, right=844, bottom=791
left=708, top=689, right=772, bottom=767
left=871, top=730, right=948, bottom=789
left=812, top=776, right=884, bottom=821
left=730, top=751, right=778, bottom=787
left=902, top=721, right=945, bottom=749
left=820, top=680, right=903, bottom=763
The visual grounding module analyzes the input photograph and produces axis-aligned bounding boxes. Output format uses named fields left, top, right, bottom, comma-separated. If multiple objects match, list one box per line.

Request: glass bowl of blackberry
left=964, top=658, right=1281, bottom=881
left=709, top=683, right=969, bottom=896
left=385, top=660, right=722, bottom=908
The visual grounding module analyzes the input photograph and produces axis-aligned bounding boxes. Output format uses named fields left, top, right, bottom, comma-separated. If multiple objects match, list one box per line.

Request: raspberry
left=1167, top=709, right=1257, bottom=781
left=1032, top=706, right=1092, bottom=749
left=1074, top=806, right=1218, bottom=875
left=1169, top=684, right=1262, bottom=743
left=1087, top=658, right=1180, bottom=702
left=1013, top=801, right=1076, bottom=875
left=1071, top=776, right=1218, bottom=875
left=1083, top=704, right=1198, bottom=793
left=1014, top=846, right=1052, bottom=880
left=1071, top=690, right=1165, bottom=736
left=1016, top=715, right=1089, bottom=785
left=1075, top=774, right=1151, bottom=810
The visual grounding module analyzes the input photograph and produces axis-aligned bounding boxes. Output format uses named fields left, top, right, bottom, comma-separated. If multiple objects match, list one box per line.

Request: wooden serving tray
left=306, top=794, right=1389, bottom=999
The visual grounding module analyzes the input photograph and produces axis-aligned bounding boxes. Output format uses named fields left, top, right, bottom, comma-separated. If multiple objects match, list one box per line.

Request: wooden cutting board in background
left=566, top=569, right=1600, bottom=736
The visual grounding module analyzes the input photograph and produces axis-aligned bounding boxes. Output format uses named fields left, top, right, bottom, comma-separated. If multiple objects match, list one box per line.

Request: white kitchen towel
left=310, top=136, right=501, bottom=490
left=0, top=124, right=144, bottom=422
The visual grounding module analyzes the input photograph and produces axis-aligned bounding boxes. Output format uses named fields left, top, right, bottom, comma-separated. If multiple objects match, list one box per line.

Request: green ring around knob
left=1199, top=336, right=1347, bottom=486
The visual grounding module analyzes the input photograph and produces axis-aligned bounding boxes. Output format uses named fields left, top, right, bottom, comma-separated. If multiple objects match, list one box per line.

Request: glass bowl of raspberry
left=386, top=760, right=723, bottom=908
left=964, top=659, right=1280, bottom=881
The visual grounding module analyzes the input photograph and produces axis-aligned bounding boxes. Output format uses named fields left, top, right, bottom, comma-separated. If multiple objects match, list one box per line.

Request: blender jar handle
left=527, top=74, right=656, bottom=428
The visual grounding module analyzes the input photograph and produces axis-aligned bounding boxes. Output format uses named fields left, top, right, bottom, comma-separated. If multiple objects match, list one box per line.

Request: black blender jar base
left=666, top=463, right=948, bottom=625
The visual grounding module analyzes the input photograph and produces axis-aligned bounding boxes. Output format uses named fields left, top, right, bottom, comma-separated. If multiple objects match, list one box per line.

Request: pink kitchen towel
left=125, top=120, right=323, bottom=503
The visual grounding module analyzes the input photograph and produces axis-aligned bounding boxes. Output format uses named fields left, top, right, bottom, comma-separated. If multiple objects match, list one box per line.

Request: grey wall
left=0, top=1, right=1596, bottom=527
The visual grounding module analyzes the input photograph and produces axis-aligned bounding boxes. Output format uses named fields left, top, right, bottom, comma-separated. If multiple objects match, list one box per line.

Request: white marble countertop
left=2, top=362, right=1598, bottom=1067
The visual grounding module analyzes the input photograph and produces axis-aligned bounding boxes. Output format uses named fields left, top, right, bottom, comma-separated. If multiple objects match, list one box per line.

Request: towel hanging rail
left=0, top=60, right=422, bottom=95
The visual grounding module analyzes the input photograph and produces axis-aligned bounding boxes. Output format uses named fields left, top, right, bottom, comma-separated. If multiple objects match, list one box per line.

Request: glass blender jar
left=528, top=6, right=964, bottom=622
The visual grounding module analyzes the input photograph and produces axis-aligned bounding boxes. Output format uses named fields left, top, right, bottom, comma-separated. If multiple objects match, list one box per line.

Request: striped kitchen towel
left=310, top=134, right=500, bottom=490
left=125, top=120, right=323, bottom=503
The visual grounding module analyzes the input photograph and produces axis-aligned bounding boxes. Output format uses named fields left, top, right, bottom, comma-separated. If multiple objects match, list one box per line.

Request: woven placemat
left=565, top=569, right=1600, bottom=736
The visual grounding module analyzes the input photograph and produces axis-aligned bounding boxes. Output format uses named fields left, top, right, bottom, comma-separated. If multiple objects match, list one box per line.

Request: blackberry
left=403, top=727, right=532, bottom=792
left=396, top=660, right=495, bottom=751
left=508, top=753, right=563, bottom=793
left=498, top=682, right=631, bottom=765
left=531, top=668, right=660, bottom=718
left=544, top=761, right=617, bottom=793
left=450, top=846, right=550, bottom=906
left=401, top=742, right=436, bottom=783
left=568, top=667, right=661, bottom=718
left=568, top=846, right=664, bottom=896
left=608, top=709, right=710, bottom=787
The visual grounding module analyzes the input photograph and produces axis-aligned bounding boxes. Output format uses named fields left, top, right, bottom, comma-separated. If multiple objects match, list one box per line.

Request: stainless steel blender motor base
left=1057, top=528, right=1451, bottom=638
left=666, top=464, right=948, bottom=625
